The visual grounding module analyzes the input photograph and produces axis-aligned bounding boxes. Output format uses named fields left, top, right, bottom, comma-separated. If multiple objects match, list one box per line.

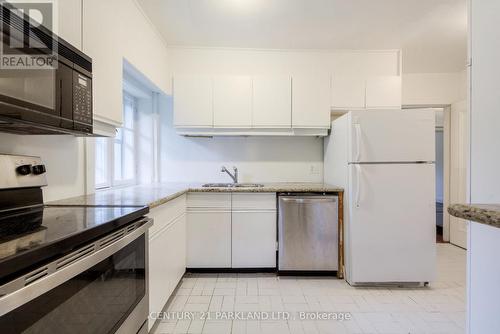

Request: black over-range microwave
left=0, top=3, right=93, bottom=135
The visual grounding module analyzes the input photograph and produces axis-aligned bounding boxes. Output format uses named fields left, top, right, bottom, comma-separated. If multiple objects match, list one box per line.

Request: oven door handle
left=0, top=218, right=153, bottom=317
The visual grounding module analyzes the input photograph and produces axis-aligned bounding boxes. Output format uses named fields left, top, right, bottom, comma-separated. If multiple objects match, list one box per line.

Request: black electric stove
left=0, top=154, right=151, bottom=334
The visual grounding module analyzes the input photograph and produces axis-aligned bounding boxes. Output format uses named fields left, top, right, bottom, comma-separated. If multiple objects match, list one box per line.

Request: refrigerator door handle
left=355, top=164, right=361, bottom=208
left=354, top=123, right=362, bottom=162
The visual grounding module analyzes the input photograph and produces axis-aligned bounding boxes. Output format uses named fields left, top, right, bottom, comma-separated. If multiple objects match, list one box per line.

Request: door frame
left=403, top=104, right=451, bottom=242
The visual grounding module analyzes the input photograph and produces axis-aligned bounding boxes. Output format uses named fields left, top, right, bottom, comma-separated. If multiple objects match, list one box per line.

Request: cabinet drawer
left=148, top=194, right=186, bottom=237
left=187, top=192, right=231, bottom=209
left=232, top=193, right=277, bottom=211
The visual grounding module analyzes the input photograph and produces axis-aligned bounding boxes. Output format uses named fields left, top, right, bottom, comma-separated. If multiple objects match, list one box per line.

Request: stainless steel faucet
left=221, top=166, right=238, bottom=184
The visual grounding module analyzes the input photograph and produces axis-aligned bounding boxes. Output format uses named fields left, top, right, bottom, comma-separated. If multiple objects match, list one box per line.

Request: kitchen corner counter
left=48, top=183, right=343, bottom=209
left=448, top=204, right=500, bottom=228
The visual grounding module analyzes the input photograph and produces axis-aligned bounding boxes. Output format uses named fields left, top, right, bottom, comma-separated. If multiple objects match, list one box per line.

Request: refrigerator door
left=347, top=163, right=436, bottom=284
left=349, top=110, right=435, bottom=163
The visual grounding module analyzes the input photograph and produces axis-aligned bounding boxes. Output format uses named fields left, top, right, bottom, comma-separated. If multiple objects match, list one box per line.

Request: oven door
left=0, top=218, right=152, bottom=334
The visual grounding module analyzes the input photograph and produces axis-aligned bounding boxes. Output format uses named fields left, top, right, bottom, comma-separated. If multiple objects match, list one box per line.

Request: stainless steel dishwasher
left=278, top=193, right=339, bottom=272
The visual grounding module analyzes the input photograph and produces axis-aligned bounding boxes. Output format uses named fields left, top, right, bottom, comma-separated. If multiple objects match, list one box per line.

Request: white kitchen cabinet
left=232, top=211, right=276, bottom=268
left=292, top=74, right=331, bottom=128
left=253, top=75, right=292, bottom=128
left=186, top=211, right=232, bottom=268
left=173, top=75, right=213, bottom=127
left=213, top=76, right=253, bottom=128
left=365, top=76, right=402, bottom=109
left=231, top=193, right=277, bottom=268
left=147, top=194, right=187, bottom=331
left=331, top=76, right=366, bottom=109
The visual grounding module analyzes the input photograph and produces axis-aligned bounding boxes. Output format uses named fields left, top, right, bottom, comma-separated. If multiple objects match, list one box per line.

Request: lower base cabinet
left=186, top=192, right=277, bottom=269
left=148, top=195, right=187, bottom=331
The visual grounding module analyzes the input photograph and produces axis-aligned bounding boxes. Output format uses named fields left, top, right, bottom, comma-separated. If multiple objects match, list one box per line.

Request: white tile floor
left=152, top=244, right=466, bottom=334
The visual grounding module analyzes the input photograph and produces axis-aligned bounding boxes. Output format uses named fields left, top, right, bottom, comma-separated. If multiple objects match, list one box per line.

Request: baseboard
left=186, top=268, right=277, bottom=274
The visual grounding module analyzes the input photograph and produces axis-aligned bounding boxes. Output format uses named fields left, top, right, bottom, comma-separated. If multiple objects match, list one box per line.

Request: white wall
left=402, top=71, right=467, bottom=106
left=0, top=134, right=86, bottom=202
left=159, top=95, right=324, bottom=183
left=469, top=0, right=500, bottom=203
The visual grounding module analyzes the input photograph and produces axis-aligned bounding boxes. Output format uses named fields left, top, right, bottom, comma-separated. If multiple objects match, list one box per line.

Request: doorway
left=435, top=109, right=445, bottom=242
left=403, top=106, right=451, bottom=242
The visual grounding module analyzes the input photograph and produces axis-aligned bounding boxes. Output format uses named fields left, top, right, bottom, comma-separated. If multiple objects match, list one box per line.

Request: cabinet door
left=292, top=75, right=331, bottom=128
left=149, top=214, right=186, bottom=329
left=232, top=211, right=277, bottom=268
left=365, top=76, right=402, bottom=109
left=331, top=76, right=366, bottom=109
left=187, top=211, right=232, bottom=268
left=173, top=75, right=213, bottom=127
left=213, top=76, right=252, bottom=128
left=253, top=75, right=291, bottom=128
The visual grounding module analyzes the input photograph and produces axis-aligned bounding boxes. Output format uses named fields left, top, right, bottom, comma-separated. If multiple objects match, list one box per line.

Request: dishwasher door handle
left=280, top=197, right=338, bottom=204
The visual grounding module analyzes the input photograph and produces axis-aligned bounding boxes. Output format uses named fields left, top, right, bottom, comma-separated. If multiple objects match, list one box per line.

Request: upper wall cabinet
left=331, top=76, right=366, bottom=109
left=292, top=75, right=331, bottom=128
left=253, top=75, right=292, bottom=128
left=213, top=76, right=253, bottom=128
left=331, top=75, right=402, bottom=110
left=366, top=76, right=402, bottom=109
left=173, top=75, right=213, bottom=127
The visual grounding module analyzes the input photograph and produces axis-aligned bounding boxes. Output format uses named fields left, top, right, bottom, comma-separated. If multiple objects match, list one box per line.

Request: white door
left=213, top=75, right=252, bottom=128
left=173, top=75, right=213, bottom=127
left=331, top=76, right=366, bottom=109
left=348, top=163, right=436, bottom=283
left=187, top=211, right=232, bottom=268
left=365, top=76, right=402, bottom=109
left=252, top=75, right=291, bottom=128
left=292, top=74, right=331, bottom=128
left=349, top=110, right=435, bottom=163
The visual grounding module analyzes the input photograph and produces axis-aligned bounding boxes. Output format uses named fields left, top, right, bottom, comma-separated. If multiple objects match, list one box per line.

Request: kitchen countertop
left=48, top=183, right=343, bottom=209
left=448, top=204, right=500, bottom=228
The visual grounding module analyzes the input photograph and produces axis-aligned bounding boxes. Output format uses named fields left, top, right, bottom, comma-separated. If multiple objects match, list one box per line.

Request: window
left=94, top=94, right=138, bottom=190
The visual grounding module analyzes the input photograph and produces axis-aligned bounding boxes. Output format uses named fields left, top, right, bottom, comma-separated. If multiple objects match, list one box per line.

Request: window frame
left=94, top=93, right=139, bottom=190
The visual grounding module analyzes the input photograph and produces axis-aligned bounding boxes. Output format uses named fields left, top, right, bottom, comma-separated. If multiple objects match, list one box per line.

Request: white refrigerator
left=324, top=110, right=436, bottom=285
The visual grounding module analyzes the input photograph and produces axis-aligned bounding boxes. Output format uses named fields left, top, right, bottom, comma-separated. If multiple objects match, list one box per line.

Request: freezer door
left=349, top=110, right=435, bottom=163
left=347, top=163, right=436, bottom=283
left=278, top=196, right=338, bottom=271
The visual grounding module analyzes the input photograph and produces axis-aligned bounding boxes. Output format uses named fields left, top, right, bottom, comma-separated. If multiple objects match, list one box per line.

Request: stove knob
left=32, top=164, right=46, bottom=175
left=16, top=164, right=32, bottom=175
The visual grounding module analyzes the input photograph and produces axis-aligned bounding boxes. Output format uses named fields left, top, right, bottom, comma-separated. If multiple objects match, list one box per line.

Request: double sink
left=202, top=183, right=264, bottom=188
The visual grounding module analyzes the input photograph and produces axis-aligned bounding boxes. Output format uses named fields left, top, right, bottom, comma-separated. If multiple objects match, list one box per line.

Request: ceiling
left=137, top=0, right=467, bottom=73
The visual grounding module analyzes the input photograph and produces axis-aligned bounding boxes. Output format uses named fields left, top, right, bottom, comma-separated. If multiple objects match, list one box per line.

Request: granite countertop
left=448, top=204, right=500, bottom=228
left=48, top=183, right=343, bottom=209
